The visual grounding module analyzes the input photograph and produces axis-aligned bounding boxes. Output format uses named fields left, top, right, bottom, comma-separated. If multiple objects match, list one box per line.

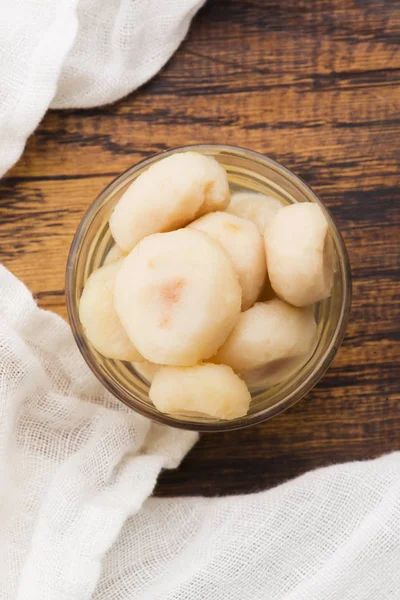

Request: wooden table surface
left=1, top=0, right=399, bottom=496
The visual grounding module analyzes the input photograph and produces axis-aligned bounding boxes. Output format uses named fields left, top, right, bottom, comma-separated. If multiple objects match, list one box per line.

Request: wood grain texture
left=0, top=0, right=399, bottom=496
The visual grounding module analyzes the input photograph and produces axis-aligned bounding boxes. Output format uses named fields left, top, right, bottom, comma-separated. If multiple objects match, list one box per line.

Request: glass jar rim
left=66, top=144, right=352, bottom=431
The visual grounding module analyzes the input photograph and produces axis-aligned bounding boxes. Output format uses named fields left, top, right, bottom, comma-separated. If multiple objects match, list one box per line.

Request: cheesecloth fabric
left=1, top=266, right=399, bottom=599
left=0, top=0, right=205, bottom=177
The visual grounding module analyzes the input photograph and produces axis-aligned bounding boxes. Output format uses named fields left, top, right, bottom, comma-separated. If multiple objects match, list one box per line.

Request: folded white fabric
left=1, top=265, right=400, bottom=600
left=97, top=453, right=400, bottom=600
left=0, top=0, right=205, bottom=177
left=0, top=266, right=197, bottom=600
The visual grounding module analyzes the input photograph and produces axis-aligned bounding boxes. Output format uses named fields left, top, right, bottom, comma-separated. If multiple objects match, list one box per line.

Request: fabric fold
left=0, top=0, right=205, bottom=177
left=0, top=266, right=197, bottom=600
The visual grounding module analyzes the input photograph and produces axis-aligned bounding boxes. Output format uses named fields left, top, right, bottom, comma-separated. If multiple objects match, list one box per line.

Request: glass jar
left=66, top=145, right=351, bottom=431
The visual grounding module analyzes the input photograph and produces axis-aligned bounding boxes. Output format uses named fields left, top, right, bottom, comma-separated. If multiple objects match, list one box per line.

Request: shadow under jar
left=66, top=144, right=351, bottom=432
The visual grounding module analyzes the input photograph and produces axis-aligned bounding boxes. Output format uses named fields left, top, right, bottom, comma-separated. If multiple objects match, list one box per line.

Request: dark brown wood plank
left=0, top=0, right=399, bottom=496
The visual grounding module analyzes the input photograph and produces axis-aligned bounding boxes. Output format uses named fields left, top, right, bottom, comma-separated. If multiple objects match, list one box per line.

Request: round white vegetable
left=265, top=203, right=334, bottom=307
left=149, top=363, right=251, bottom=420
left=226, top=191, right=283, bottom=232
left=214, top=299, right=318, bottom=387
left=189, top=211, right=267, bottom=310
left=109, top=151, right=230, bottom=252
left=79, top=261, right=143, bottom=362
left=114, top=229, right=242, bottom=366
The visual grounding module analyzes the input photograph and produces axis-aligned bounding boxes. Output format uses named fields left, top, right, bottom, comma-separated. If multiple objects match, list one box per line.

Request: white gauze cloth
left=0, top=0, right=205, bottom=177
left=1, top=265, right=400, bottom=600
left=0, top=266, right=198, bottom=599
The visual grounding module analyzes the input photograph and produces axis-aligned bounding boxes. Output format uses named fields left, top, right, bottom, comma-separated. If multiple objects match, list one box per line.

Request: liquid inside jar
left=70, top=146, right=345, bottom=428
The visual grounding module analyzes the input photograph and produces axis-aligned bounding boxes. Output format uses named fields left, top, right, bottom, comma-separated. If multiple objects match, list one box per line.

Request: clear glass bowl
left=66, top=144, right=351, bottom=432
